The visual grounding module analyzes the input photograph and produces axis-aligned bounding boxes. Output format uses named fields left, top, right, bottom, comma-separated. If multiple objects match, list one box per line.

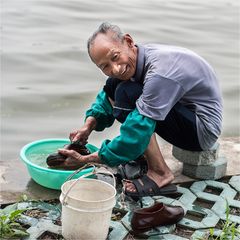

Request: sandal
left=124, top=175, right=177, bottom=198
left=117, top=155, right=148, bottom=180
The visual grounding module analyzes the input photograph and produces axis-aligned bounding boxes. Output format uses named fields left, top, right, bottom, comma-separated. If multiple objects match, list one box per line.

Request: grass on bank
left=0, top=208, right=29, bottom=239
left=0, top=195, right=30, bottom=239
left=197, top=200, right=240, bottom=240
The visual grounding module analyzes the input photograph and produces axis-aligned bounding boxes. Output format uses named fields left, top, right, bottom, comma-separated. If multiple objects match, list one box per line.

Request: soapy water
left=28, top=153, right=53, bottom=168
left=27, top=143, right=67, bottom=168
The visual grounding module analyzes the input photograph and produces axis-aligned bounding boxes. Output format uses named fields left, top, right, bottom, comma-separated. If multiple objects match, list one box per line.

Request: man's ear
left=124, top=34, right=135, bottom=48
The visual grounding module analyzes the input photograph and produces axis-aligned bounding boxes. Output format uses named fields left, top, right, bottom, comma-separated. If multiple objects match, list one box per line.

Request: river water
left=1, top=0, right=240, bottom=167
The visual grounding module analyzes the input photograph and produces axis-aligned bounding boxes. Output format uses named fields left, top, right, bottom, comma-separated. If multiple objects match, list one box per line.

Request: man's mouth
left=120, top=65, right=128, bottom=77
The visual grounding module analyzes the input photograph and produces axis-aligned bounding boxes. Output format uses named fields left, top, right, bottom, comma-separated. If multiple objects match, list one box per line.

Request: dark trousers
left=103, top=78, right=202, bottom=151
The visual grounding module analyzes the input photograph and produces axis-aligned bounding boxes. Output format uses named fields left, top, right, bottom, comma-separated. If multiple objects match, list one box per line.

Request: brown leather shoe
left=131, top=202, right=184, bottom=232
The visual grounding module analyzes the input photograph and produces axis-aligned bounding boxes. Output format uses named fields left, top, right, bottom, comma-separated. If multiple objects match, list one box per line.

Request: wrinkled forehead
left=91, top=32, right=121, bottom=51
left=89, top=33, right=122, bottom=61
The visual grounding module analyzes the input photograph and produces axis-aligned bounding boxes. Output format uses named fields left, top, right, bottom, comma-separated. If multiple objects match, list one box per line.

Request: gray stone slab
left=178, top=206, right=219, bottom=230
left=134, top=224, right=176, bottom=238
left=212, top=199, right=240, bottom=224
left=17, top=201, right=61, bottom=221
left=170, top=199, right=188, bottom=216
left=114, top=193, right=140, bottom=212
left=191, top=229, right=223, bottom=240
left=190, top=180, right=237, bottom=202
left=189, top=180, right=240, bottom=227
left=141, top=196, right=155, bottom=207
left=17, top=214, right=39, bottom=227
left=182, top=156, right=227, bottom=180
left=154, top=196, right=176, bottom=205
left=25, top=219, right=62, bottom=240
left=148, top=234, right=189, bottom=239
left=172, top=142, right=220, bottom=165
left=177, top=186, right=197, bottom=208
left=120, top=211, right=133, bottom=232
left=229, top=175, right=240, bottom=192
left=154, top=195, right=187, bottom=215
left=108, top=221, right=128, bottom=240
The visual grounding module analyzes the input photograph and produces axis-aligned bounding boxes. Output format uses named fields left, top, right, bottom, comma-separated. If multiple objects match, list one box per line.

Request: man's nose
left=112, top=63, right=121, bottom=75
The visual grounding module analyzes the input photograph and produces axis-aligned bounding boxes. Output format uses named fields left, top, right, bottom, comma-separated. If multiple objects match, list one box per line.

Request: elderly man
left=58, top=22, right=223, bottom=197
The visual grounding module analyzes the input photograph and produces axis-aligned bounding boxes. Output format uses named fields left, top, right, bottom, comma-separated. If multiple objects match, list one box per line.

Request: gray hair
left=87, top=22, right=124, bottom=56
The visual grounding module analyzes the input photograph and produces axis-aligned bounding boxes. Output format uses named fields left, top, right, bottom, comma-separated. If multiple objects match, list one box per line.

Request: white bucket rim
left=61, top=178, right=117, bottom=204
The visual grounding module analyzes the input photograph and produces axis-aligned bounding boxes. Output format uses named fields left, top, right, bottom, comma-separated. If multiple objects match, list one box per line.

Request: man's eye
left=102, top=64, right=108, bottom=71
left=112, top=54, right=119, bottom=60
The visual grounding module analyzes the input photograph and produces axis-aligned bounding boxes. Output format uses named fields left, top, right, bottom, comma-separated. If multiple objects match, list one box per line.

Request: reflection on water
left=1, top=0, right=240, bottom=165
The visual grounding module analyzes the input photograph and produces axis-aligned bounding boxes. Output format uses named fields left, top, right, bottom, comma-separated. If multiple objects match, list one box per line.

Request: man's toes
left=126, top=184, right=136, bottom=192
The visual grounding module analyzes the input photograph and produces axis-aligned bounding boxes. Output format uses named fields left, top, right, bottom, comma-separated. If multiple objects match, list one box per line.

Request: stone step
left=182, top=156, right=227, bottom=180
left=172, top=142, right=220, bottom=166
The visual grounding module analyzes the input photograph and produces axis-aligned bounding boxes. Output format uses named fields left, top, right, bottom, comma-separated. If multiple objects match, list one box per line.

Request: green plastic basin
left=20, top=138, right=98, bottom=190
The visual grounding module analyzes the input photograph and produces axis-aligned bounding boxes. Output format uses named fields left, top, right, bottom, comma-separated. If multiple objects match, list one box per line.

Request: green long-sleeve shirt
left=85, top=90, right=156, bottom=167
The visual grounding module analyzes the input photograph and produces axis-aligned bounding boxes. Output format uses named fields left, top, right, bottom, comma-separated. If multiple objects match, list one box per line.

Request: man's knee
left=113, top=81, right=143, bottom=123
left=103, top=77, right=122, bottom=101
left=115, top=81, right=143, bottom=108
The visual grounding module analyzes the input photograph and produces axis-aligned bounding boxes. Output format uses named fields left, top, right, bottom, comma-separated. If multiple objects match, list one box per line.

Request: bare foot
left=124, top=170, right=174, bottom=193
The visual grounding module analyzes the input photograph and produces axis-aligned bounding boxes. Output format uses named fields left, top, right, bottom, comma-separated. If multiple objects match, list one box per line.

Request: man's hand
left=69, top=127, right=91, bottom=145
left=58, top=148, right=85, bottom=161
left=58, top=148, right=101, bottom=164
left=69, top=116, right=97, bottom=144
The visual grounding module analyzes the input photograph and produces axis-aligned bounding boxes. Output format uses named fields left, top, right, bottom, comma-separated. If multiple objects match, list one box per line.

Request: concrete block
left=182, top=156, right=227, bottom=180
left=114, top=193, right=140, bottom=212
left=190, top=180, right=237, bottom=202
left=229, top=176, right=240, bottom=192
left=149, top=234, right=189, bottom=240
left=172, top=142, right=220, bottom=165
left=213, top=198, right=240, bottom=224
left=178, top=207, right=219, bottom=230
left=191, top=229, right=223, bottom=240
left=176, top=187, right=197, bottom=208
left=25, top=219, right=62, bottom=240
left=137, top=224, right=176, bottom=238
left=108, top=221, right=128, bottom=240
left=189, top=179, right=240, bottom=225
left=141, top=196, right=155, bottom=207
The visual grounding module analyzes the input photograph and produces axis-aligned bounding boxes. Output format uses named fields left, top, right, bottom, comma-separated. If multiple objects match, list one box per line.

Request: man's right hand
left=69, top=127, right=91, bottom=145
left=69, top=116, right=97, bottom=144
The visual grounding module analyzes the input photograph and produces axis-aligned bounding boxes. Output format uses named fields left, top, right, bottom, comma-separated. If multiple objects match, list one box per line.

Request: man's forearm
left=84, top=116, right=97, bottom=132
left=83, top=151, right=101, bottom=163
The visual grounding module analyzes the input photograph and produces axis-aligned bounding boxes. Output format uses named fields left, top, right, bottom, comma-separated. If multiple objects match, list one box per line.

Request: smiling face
left=89, top=32, right=138, bottom=80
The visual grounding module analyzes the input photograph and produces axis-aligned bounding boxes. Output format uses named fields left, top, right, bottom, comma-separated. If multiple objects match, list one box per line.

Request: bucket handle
left=62, top=164, right=116, bottom=206
left=65, top=163, right=96, bottom=182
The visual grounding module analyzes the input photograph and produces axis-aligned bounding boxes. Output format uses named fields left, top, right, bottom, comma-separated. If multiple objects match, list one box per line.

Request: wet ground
left=1, top=136, right=239, bottom=204
left=1, top=176, right=239, bottom=239
left=0, top=136, right=239, bottom=239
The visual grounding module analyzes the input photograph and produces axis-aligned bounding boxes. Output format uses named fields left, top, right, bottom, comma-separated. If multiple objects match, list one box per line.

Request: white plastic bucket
left=60, top=177, right=116, bottom=240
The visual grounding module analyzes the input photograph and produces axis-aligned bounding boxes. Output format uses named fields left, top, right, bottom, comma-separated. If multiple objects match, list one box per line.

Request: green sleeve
left=85, top=90, right=115, bottom=131
left=98, top=108, right=156, bottom=167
